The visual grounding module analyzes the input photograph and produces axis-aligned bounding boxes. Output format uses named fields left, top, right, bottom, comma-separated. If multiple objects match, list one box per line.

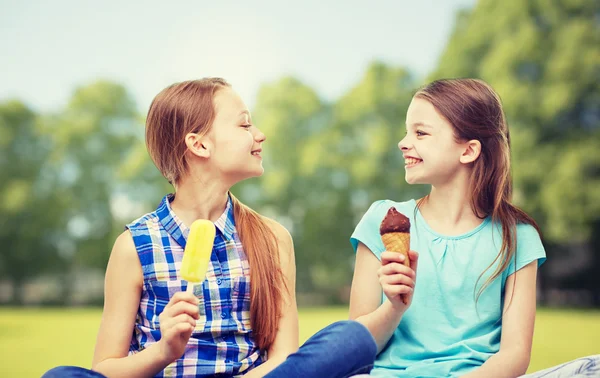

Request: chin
left=252, top=164, right=265, bottom=176
left=405, top=174, right=425, bottom=185
left=242, top=168, right=265, bottom=180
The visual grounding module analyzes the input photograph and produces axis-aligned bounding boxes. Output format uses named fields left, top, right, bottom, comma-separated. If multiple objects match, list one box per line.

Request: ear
left=459, top=139, right=481, bottom=164
left=185, top=132, right=211, bottom=159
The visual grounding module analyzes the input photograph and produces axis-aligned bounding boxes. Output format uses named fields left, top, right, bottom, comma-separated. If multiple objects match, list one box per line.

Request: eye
left=416, top=130, right=427, bottom=137
left=241, top=124, right=252, bottom=129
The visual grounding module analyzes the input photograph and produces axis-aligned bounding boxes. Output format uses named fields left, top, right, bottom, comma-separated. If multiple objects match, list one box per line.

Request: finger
left=161, top=313, right=197, bottom=332
left=380, top=263, right=416, bottom=279
left=165, top=321, right=195, bottom=341
left=381, top=274, right=415, bottom=288
left=161, top=301, right=200, bottom=322
left=379, top=274, right=415, bottom=287
left=164, top=292, right=200, bottom=310
left=381, top=262, right=413, bottom=275
left=408, top=250, right=419, bottom=274
left=381, top=251, right=406, bottom=265
left=383, top=284, right=413, bottom=297
left=179, top=322, right=195, bottom=341
left=172, top=313, right=197, bottom=328
left=167, top=301, right=201, bottom=319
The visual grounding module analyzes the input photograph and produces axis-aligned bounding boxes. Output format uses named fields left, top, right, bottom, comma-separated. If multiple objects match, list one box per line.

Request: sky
left=0, top=0, right=476, bottom=113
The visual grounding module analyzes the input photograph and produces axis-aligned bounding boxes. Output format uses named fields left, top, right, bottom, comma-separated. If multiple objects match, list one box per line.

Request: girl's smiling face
left=399, top=97, right=469, bottom=186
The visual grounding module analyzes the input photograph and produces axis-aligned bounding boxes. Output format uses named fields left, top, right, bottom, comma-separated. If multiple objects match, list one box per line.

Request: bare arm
left=462, top=261, right=538, bottom=378
left=92, top=231, right=200, bottom=378
left=349, top=243, right=418, bottom=353
left=244, top=221, right=299, bottom=377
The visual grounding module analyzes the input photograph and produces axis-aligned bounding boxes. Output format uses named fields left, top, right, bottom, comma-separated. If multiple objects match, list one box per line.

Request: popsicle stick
left=186, top=282, right=195, bottom=293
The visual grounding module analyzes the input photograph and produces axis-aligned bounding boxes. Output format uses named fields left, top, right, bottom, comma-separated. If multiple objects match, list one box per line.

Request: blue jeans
left=42, top=320, right=377, bottom=378
left=264, top=320, right=376, bottom=377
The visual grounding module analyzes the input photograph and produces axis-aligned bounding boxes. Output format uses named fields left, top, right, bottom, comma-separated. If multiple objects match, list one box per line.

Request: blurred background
left=1, top=0, right=598, bottom=376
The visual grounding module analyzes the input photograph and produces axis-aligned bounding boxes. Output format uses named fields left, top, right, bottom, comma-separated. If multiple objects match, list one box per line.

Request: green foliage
left=232, top=63, right=430, bottom=299
left=2, top=0, right=598, bottom=305
left=0, top=101, right=63, bottom=303
left=1, top=82, right=143, bottom=303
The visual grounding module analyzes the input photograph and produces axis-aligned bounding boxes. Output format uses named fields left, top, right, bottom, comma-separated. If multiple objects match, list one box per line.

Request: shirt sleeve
left=350, top=200, right=389, bottom=260
left=506, top=223, right=546, bottom=277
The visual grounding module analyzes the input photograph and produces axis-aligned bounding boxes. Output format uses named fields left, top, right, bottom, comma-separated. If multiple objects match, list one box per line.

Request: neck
left=170, top=174, right=230, bottom=226
left=419, top=170, right=483, bottom=235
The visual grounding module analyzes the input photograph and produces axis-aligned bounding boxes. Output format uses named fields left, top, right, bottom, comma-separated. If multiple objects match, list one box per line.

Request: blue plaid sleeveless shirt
left=126, top=194, right=264, bottom=377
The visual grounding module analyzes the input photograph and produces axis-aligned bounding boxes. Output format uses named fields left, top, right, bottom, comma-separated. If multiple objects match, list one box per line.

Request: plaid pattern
left=126, top=194, right=263, bottom=377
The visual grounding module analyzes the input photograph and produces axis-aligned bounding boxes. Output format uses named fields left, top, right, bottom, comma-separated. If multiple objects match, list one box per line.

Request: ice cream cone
left=381, top=232, right=410, bottom=268
left=380, top=207, right=411, bottom=305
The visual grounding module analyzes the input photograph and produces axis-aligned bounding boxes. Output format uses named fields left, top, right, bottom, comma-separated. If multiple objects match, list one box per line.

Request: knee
left=42, top=366, right=71, bottom=378
left=328, top=320, right=377, bottom=355
left=41, top=366, right=104, bottom=378
left=328, top=320, right=371, bottom=337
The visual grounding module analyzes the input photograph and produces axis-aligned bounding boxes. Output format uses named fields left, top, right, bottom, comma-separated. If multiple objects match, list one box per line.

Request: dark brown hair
left=146, top=78, right=286, bottom=350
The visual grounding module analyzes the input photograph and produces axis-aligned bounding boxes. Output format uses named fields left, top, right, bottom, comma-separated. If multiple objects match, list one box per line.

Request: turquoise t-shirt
left=350, top=199, right=546, bottom=378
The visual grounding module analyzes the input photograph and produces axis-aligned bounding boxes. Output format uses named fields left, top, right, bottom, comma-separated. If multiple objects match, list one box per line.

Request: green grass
left=1, top=307, right=598, bottom=377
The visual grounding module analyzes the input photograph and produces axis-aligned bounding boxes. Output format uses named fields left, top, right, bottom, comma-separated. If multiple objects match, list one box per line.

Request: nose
left=398, top=134, right=410, bottom=151
left=253, top=126, right=266, bottom=143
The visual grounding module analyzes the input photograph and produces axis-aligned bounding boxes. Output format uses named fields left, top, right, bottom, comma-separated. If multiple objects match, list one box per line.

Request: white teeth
left=405, top=158, right=421, bottom=166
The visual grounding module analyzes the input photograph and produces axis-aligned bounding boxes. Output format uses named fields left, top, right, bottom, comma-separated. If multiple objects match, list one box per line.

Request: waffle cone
left=381, top=232, right=410, bottom=268
left=381, top=231, right=410, bottom=305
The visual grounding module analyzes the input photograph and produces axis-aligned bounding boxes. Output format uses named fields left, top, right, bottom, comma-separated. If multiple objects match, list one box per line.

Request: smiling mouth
left=404, top=157, right=422, bottom=167
left=251, top=150, right=262, bottom=157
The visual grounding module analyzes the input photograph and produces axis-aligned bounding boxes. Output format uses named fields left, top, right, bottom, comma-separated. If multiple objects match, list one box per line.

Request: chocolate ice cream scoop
left=380, top=207, right=410, bottom=235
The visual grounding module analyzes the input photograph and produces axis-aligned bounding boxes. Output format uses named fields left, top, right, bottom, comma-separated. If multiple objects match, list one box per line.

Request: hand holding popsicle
left=157, top=292, right=199, bottom=362
left=155, top=220, right=215, bottom=363
left=181, top=220, right=216, bottom=292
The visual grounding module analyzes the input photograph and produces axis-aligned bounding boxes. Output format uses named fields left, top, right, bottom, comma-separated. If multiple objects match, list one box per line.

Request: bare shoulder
left=261, top=216, right=292, bottom=245
left=111, top=230, right=138, bottom=260
left=260, top=216, right=294, bottom=261
left=260, top=217, right=297, bottom=300
left=106, top=230, right=142, bottom=284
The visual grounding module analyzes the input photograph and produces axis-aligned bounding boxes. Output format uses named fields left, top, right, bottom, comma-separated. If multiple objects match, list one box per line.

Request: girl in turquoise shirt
left=348, top=78, right=546, bottom=377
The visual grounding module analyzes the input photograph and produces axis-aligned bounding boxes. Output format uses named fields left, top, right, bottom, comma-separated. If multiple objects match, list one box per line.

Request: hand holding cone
left=380, top=207, right=411, bottom=304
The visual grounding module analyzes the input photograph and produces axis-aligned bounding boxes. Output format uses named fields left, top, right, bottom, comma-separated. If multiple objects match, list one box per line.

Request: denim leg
left=41, top=366, right=107, bottom=378
left=264, top=320, right=377, bottom=378
left=519, top=355, right=600, bottom=378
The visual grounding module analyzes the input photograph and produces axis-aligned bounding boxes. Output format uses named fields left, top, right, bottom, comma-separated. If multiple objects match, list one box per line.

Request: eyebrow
left=407, top=122, right=433, bottom=129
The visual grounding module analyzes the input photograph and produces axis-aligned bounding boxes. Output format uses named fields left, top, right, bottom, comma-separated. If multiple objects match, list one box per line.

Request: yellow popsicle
left=181, top=220, right=215, bottom=286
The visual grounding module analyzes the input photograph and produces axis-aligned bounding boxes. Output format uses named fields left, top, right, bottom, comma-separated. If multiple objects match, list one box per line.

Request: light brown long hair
left=415, top=78, right=541, bottom=301
left=146, top=78, right=286, bottom=350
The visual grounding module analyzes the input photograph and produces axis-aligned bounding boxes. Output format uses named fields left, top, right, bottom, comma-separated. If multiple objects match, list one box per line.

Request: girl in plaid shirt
left=43, top=78, right=377, bottom=378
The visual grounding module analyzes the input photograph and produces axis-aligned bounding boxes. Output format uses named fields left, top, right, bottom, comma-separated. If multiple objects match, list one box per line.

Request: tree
left=247, top=64, right=422, bottom=301
left=240, top=77, right=326, bottom=293
left=41, top=81, right=142, bottom=302
left=0, top=100, right=63, bottom=304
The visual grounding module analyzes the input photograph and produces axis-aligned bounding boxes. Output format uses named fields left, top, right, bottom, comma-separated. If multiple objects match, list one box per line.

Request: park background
left=1, top=0, right=598, bottom=376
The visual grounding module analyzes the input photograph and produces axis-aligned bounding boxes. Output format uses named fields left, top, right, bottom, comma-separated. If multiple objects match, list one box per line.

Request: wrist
left=384, top=299, right=407, bottom=317
left=154, top=339, right=176, bottom=366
